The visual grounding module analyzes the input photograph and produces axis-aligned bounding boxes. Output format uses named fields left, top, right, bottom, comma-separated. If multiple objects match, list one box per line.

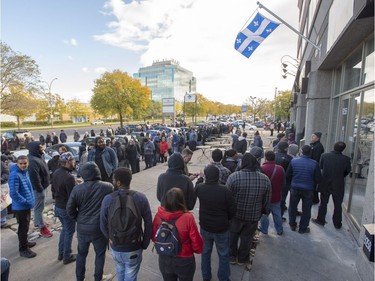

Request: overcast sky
left=2, top=0, right=299, bottom=106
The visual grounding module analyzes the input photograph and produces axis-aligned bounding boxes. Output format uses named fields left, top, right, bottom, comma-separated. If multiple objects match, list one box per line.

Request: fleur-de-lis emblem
left=253, top=20, right=259, bottom=26
left=236, top=38, right=242, bottom=44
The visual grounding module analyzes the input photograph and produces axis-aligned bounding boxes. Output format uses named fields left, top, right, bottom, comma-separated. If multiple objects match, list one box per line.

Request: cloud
left=94, top=0, right=299, bottom=105
left=63, top=38, right=78, bottom=46
left=95, top=67, right=107, bottom=73
left=68, top=55, right=73, bottom=60
left=81, top=67, right=89, bottom=72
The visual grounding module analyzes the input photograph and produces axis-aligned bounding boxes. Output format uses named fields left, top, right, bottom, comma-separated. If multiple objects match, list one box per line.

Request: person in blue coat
left=8, top=155, right=36, bottom=258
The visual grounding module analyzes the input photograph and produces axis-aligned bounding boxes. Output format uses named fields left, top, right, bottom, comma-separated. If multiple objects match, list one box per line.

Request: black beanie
left=313, top=132, right=322, bottom=139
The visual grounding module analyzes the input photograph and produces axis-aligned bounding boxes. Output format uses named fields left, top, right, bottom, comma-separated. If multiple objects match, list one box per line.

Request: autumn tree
left=91, top=70, right=151, bottom=128
left=66, top=99, right=91, bottom=122
left=0, top=42, right=42, bottom=112
left=274, top=90, right=292, bottom=121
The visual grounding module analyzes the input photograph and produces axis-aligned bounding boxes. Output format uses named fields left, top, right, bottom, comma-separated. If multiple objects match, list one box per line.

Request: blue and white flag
left=234, top=12, right=280, bottom=58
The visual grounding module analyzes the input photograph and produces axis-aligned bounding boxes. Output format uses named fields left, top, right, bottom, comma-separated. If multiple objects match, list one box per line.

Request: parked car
left=245, top=124, right=257, bottom=131
left=91, top=120, right=105, bottom=125
left=79, top=137, right=111, bottom=145
left=253, top=121, right=265, bottom=128
left=2, top=129, right=34, bottom=150
left=113, top=135, right=131, bottom=144
left=45, top=142, right=81, bottom=163
left=12, top=149, right=51, bottom=164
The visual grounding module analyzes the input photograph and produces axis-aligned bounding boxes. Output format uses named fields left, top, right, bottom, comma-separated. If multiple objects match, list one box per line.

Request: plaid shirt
left=226, top=169, right=271, bottom=222
left=210, top=162, right=232, bottom=184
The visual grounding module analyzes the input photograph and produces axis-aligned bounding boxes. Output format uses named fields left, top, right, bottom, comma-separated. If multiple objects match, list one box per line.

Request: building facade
left=289, top=1, right=374, bottom=279
left=133, top=59, right=196, bottom=102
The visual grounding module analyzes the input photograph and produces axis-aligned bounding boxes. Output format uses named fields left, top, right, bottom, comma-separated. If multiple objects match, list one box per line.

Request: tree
left=1, top=85, right=38, bottom=128
left=91, top=70, right=151, bottom=128
left=274, top=90, right=292, bottom=121
left=0, top=42, right=42, bottom=112
left=66, top=99, right=92, bottom=122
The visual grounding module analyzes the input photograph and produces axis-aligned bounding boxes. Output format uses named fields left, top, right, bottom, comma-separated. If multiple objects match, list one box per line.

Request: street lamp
left=249, top=96, right=256, bottom=124
left=44, top=78, right=58, bottom=128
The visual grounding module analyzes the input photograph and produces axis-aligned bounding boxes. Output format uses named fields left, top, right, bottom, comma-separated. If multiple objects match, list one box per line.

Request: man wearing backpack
left=67, top=162, right=113, bottom=281
left=100, top=167, right=152, bottom=281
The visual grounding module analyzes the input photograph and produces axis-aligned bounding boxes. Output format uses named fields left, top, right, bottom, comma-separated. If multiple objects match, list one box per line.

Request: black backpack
left=154, top=217, right=181, bottom=256
left=107, top=190, right=143, bottom=247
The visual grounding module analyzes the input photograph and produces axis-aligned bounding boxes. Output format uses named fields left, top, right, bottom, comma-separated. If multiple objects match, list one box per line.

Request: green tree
left=274, top=90, right=292, bottom=121
left=2, top=85, right=38, bottom=128
left=66, top=99, right=92, bottom=122
left=0, top=42, right=42, bottom=112
left=91, top=70, right=151, bottom=128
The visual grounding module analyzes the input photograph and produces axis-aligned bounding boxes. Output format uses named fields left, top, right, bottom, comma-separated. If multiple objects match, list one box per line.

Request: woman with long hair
left=152, top=188, right=203, bottom=281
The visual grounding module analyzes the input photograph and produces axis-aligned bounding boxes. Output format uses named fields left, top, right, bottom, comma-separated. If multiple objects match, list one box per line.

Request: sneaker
left=311, top=218, right=325, bottom=226
left=20, top=248, right=37, bottom=258
left=257, top=228, right=268, bottom=235
left=298, top=227, right=311, bottom=234
left=40, top=226, right=53, bottom=238
left=229, top=256, right=237, bottom=265
left=334, top=223, right=342, bottom=229
left=34, top=222, right=49, bottom=228
left=102, top=274, right=114, bottom=280
left=290, top=224, right=297, bottom=231
left=277, top=231, right=283, bottom=236
left=63, top=254, right=77, bottom=265
left=27, top=241, right=36, bottom=248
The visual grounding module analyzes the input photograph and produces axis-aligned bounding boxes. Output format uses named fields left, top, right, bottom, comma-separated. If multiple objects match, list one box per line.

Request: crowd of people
left=0, top=124, right=353, bottom=281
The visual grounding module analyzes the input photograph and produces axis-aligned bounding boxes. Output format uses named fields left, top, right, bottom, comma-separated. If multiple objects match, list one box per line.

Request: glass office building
left=133, top=59, right=196, bottom=102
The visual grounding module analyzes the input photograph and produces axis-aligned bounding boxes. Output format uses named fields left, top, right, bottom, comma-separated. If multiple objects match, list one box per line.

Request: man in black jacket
left=195, top=165, right=236, bottom=281
left=27, top=141, right=53, bottom=238
left=52, top=152, right=77, bottom=264
left=156, top=153, right=196, bottom=210
left=312, top=141, right=351, bottom=229
left=67, top=162, right=113, bottom=281
left=310, top=132, right=325, bottom=204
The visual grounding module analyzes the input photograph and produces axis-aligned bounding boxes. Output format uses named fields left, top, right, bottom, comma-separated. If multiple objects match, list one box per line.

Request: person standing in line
left=52, top=152, right=77, bottom=264
left=259, top=151, right=285, bottom=235
left=59, top=130, right=67, bottom=143
left=45, top=132, right=52, bottom=147
left=8, top=155, right=37, bottom=258
left=159, top=136, right=169, bottom=163
left=143, top=137, right=155, bottom=169
left=52, top=132, right=59, bottom=145
left=208, top=149, right=232, bottom=185
left=181, top=148, right=200, bottom=181
left=226, top=153, right=271, bottom=268
left=156, top=153, right=196, bottom=211
left=27, top=141, right=53, bottom=238
left=234, top=132, right=248, bottom=155
left=152, top=188, right=203, bottom=281
left=73, top=130, right=81, bottom=142
left=310, top=132, right=325, bottom=204
left=67, top=162, right=113, bottom=281
left=269, top=122, right=275, bottom=137
left=312, top=141, right=351, bottom=229
left=286, top=145, right=322, bottom=234
left=1, top=155, right=10, bottom=228
left=87, top=137, right=118, bottom=182
left=100, top=167, right=152, bottom=281
left=195, top=165, right=236, bottom=281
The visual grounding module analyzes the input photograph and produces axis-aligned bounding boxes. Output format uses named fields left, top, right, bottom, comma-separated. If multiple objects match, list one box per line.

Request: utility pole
left=274, top=87, right=278, bottom=121
left=249, top=96, right=256, bottom=123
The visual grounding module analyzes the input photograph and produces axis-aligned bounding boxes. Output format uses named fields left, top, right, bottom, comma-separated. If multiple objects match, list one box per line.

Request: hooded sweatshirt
left=156, top=153, right=196, bottom=210
left=195, top=165, right=236, bottom=233
left=27, top=141, right=50, bottom=192
left=152, top=206, right=203, bottom=258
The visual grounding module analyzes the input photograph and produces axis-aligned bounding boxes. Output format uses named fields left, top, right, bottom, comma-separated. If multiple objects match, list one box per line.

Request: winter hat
left=51, top=151, right=60, bottom=158
left=278, top=141, right=289, bottom=152
left=313, top=132, right=322, bottom=139
left=250, top=146, right=263, bottom=159
left=204, top=165, right=220, bottom=184
left=80, top=161, right=101, bottom=181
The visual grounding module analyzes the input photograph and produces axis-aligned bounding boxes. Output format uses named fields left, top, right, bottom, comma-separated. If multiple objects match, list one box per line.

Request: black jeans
left=13, top=209, right=31, bottom=251
left=158, top=255, right=196, bottom=281
left=229, top=218, right=258, bottom=263
left=317, top=191, right=344, bottom=226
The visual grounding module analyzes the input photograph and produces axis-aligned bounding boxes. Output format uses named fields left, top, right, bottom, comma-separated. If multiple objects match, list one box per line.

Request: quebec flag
left=234, top=12, right=280, bottom=58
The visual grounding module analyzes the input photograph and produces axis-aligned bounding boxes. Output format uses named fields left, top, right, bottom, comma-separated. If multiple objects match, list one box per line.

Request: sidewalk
left=1, top=145, right=362, bottom=281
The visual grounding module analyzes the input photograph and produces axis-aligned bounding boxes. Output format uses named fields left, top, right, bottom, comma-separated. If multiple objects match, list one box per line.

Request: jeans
left=200, top=228, right=230, bottom=281
left=111, top=248, right=142, bottom=281
left=1, top=257, right=10, bottom=281
left=33, top=189, right=46, bottom=228
left=13, top=209, right=31, bottom=251
left=229, top=218, right=258, bottom=263
left=159, top=255, right=196, bottom=281
left=76, top=232, right=108, bottom=281
left=289, top=189, right=313, bottom=230
left=55, top=206, right=76, bottom=260
left=317, top=191, right=344, bottom=227
left=259, top=201, right=283, bottom=234
left=1, top=208, right=7, bottom=225
left=144, top=154, right=153, bottom=168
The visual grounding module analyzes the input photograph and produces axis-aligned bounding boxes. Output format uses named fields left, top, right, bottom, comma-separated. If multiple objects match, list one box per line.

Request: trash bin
left=363, top=224, right=374, bottom=262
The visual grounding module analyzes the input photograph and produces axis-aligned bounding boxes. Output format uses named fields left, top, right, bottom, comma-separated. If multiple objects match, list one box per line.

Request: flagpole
left=257, top=1, right=321, bottom=53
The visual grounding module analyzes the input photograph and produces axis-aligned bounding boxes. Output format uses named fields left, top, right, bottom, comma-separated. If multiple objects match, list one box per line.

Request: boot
left=20, top=248, right=37, bottom=258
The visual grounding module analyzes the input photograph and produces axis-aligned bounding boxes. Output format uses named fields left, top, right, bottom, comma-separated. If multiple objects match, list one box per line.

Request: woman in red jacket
left=159, top=136, right=169, bottom=163
left=152, top=188, right=203, bottom=281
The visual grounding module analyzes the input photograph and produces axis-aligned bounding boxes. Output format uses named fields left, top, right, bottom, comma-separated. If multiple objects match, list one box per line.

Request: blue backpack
left=154, top=218, right=181, bottom=256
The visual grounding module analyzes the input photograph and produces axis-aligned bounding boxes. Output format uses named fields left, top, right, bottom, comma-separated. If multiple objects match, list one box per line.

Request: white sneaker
left=102, top=274, right=114, bottom=280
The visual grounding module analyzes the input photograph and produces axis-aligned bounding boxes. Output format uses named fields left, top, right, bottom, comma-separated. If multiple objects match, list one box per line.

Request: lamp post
left=249, top=96, right=256, bottom=124
left=44, top=78, right=58, bottom=128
